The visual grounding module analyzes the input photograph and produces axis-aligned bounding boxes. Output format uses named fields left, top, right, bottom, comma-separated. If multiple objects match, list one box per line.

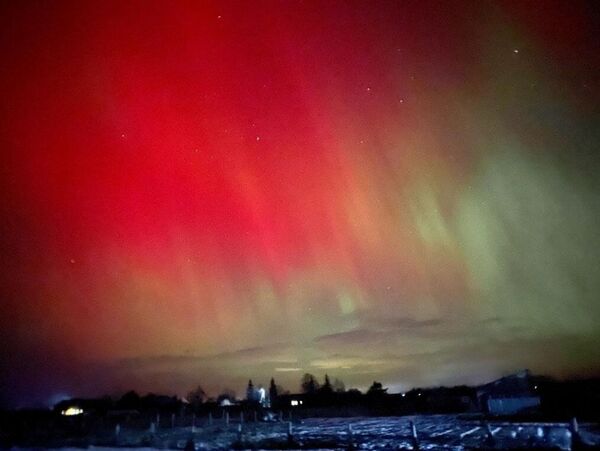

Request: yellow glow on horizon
left=61, top=407, right=83, bottom=416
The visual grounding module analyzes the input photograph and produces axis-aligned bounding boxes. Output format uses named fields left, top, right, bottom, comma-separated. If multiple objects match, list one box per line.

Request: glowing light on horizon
left=61, top=407, right=84, bottom=416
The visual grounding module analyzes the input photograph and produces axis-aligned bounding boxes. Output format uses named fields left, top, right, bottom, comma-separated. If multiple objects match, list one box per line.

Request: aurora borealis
left=1, top=0, right=600, bottom=408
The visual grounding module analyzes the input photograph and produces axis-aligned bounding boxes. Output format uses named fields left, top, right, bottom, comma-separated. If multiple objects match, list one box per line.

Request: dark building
left=476, top=370, right=541, bottom=415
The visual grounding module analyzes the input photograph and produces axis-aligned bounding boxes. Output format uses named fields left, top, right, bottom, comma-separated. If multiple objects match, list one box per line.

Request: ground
left=41, top=414, right=600, bottom=450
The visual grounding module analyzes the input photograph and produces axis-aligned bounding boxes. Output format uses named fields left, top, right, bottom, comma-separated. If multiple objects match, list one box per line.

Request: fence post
left=410, top=421, right=419, bottom=450
left=240, top=411, right=244, bottom=424
left=484, top=421, right=494, bottom=445
left=208, top=412, right=213, bottom=426
left=225, top=411, right=229, bottom=426
left=570, top=417, right=579, bottom=434
left=569, top=417, right=581, bottom=449
left=192, top=413, right=196, bottom=432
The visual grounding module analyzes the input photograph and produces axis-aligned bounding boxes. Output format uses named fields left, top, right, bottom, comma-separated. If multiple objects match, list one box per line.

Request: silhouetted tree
left=186, top=386, right=206, bottom=407
left=333, top=378, right=346, bottom=393
left=301, top=373, right=320, bottom=393
left=367, top=381, right=388, bottom=396
left=140, top=393, right=182, bottom=412
left=269, top=378, right=278, bottom=401
left=320, top=374, right=333, bottom=394
left=118, top=390, right=141, bottom=409
left=347, top=388, right=362, bottom=397
left=246, top=380, right=255, bottom=401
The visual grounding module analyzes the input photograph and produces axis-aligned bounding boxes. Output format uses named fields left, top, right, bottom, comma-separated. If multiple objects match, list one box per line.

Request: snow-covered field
left=47, top=414, right=599, bottom=450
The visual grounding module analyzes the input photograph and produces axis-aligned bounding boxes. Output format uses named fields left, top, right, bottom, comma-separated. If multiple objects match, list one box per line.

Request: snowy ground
left=57, top=414, right=600, bottom=450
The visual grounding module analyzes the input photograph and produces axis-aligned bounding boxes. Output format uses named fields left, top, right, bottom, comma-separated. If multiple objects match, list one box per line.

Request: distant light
left=401, top=393, right=406, bottom=397
left=291, top=400, right=299, bottom=406
left=534, top=385, right=538, bottom=390
left=61, top=407, right=83, bottom=416
left=513, top=49, right=519, bottom=54
left=418, top=392, right=422, bottom=396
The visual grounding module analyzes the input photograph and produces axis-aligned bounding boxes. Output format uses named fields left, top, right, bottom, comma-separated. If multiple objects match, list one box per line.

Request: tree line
left=186, top=373, right=387, bottom=407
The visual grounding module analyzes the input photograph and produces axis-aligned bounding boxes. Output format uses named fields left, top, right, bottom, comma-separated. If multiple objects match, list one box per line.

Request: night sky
left=1, top=1, right=600, bottom=408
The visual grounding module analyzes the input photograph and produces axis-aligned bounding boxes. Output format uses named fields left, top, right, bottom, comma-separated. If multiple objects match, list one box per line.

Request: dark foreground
left=5, top=415, right=600, bottom=450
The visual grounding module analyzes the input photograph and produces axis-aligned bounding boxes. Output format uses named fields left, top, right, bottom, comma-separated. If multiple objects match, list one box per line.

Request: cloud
left=314, top=328, right=387, bottom=346
left=115, top=342, right=297, bottom=371
left=310, top=356, right=387, bottom=370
